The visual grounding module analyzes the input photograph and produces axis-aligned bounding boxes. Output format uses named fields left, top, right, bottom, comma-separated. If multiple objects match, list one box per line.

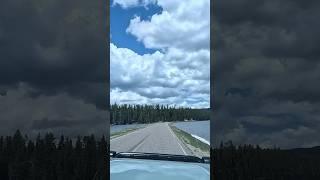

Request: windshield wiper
left=110, top=151, right=210, bottom=164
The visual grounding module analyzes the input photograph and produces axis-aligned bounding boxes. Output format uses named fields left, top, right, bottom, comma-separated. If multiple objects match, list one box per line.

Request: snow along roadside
left=191, top=134, right=210, bottom=146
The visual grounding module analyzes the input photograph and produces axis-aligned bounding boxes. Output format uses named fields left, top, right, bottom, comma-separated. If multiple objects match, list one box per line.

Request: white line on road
left=167, top=123, right=187, bottom=155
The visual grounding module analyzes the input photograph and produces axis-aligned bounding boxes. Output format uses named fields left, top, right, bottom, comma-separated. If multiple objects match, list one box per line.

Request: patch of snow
left=191, top=134, right=210, bottom=145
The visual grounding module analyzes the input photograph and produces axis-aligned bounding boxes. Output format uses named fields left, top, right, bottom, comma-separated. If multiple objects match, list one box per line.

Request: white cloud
left=111, top=0, right=210, bottom=108
left=126, top=0, right=210, bottom=51
left=112, top=0, right=157, bottom=9
left=110, top=43, right=209, bottom=108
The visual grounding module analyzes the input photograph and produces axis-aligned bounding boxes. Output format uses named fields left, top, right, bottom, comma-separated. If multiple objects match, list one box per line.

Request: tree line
left=2, top=130, right=320, bottom=179
left=0, top=130, right=108, bottom=180
left=212, top=141, right=320, bottom=180
left=110, top=103, right=210, bottom=125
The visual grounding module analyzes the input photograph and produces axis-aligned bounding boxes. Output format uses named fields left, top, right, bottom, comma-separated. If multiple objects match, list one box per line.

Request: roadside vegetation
left=110, top=127, right=143, bottom=139
left=170, top=125, right=210, bottom=154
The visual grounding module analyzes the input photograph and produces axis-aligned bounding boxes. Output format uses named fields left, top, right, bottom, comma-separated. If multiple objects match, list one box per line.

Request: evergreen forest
left=212, top=141, right=320, bottom=180
left=110, top=104, right=210, bottom=125
left=0, top=130, right=108, bottom=180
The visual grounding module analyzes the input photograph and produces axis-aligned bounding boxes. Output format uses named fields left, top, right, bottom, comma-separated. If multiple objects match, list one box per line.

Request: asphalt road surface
left=110, top=122, right=190, bottom=155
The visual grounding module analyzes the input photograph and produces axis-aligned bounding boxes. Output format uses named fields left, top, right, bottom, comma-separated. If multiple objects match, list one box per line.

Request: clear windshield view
left=110, top=0, right=210, bottom=158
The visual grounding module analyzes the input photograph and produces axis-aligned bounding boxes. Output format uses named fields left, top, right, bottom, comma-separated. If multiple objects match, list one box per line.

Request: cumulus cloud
left=111, top=0, right=210, bottom=108
left=112, top=0, right=157, bottom=9
left=126, top=0, right=210, bottom=51
left=213, top=0, right=320, bottom=148
left=110, top=43, right=209, bottom=108
left=0, top=0, right=107, bottom=136
left=0, top=83, right=107, bottom=137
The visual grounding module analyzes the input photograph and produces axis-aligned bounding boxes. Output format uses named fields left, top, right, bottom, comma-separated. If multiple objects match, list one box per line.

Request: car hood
left=110, top=158, right=210, bottom=180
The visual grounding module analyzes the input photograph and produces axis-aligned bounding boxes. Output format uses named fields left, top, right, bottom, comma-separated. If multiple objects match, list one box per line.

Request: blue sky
left=111, top=1, right=162, bottom=54
left=110, top=0, right=210, bottom=108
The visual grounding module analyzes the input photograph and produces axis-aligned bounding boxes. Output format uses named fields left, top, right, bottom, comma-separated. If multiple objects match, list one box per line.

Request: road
left=110, top=122, right=190, bottom=155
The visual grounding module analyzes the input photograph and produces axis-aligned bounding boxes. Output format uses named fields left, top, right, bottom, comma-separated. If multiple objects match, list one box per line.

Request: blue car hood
left=110, top=158, right=210, bottom=180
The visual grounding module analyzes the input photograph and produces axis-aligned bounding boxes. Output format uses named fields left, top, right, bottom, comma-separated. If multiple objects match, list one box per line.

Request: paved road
left=110, top=122, right=189, bottom=155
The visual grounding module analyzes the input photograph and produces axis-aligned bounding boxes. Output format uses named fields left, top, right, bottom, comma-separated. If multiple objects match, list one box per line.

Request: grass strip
left=170, top=125, right=210, bottom=153
left=110, top=127, right=141, bottom=139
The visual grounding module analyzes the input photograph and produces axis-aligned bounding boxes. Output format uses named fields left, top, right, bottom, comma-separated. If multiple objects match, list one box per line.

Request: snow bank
left=191, top=134, right=210, bottom=145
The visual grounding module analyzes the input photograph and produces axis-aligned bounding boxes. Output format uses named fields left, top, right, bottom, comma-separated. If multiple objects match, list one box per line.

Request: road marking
left=167, top=123, right=187, bottom=155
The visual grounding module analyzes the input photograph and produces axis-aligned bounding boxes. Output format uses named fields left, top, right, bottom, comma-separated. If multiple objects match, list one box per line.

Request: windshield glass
left=110, top=0, right=210, bottom=161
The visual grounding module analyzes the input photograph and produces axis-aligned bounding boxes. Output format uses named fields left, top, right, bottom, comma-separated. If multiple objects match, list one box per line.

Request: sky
left=0, top=0, right=107, bottom=137
left=1, top=0, right=320, bottom=149
left=110, top=0, right=210, bottom=108
left=212, top=0, right=320, bottom=149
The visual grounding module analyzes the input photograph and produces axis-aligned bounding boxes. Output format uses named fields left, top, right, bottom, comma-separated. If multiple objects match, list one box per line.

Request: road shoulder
left=169, top=123, right=210, bottom=157
left=110, top=125, right=147, bottom=140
